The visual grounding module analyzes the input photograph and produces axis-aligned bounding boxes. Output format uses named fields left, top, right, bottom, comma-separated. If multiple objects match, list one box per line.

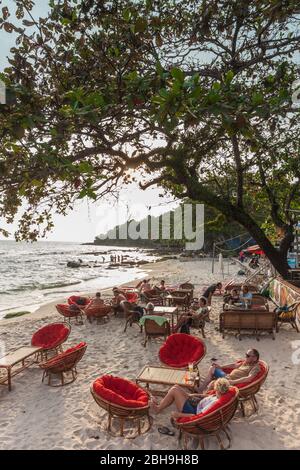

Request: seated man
left=155, top=280, right=166, bottom=292
left=150, top=378, right=230, bottom=419
left=139, top=279, right=152, bottom=293
left=239, top=285, right=253, bottom=307
left=173, top=297, right=209, bottom=333
left=223, top=288, right=240, bottom=305
left=111, top=287, right=127, bottom=315
left=202, top=282, right=222, bottom=306
left=87, top=292, right=104, bottom=308
left=200, top=349, right=261, bottom=391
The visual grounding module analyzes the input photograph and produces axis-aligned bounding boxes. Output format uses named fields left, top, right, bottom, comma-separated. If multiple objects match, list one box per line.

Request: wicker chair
left=159, top=333, right=206, bottom=372
left=31, top=322, right=71, bottom=361
left=174, top=387, right=239, bottom=450
left=222, top=360, right=269, bottom=416
left=85, top=305, right=112, bottom=324
left=56, top=304, right=83, bottom=325
left=39, top=342, right=87, bottom=386
left=166, top=290, right=189, bottom=311
left=142, top=317, right=171, bottom=347
left=275, top=302, right=299, bottom=333
left=91, top=375, right=152, bottom=438
left=123, top=302, right=143, bottom=333
left=140, top=290, right=163, bottom=304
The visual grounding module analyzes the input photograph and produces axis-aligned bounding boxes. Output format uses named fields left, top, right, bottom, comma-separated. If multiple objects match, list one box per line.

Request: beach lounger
left=0, top=346, right=41, bottom=391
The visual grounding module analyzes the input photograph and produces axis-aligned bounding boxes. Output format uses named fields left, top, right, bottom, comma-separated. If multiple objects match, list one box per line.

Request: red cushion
left=93, top=375, right=149, bottom=408
left=159, top=333, right=206, bottom=368
left=125, top=292, right=138, bottom=303
left=31, top=323, right=70, bottom=349
left=68, top=296, right=90, bottom=306
left=222, top=360, right=267, bottom=389
left=177, top=387, right=237, bottom=423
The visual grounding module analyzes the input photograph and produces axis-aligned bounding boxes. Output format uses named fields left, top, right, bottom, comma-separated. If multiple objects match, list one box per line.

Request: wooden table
left=153, top=306, right=179, bottom=328
left=136, top=365, right=199, bottom=396
left=0, top=346, right=41, bottom=391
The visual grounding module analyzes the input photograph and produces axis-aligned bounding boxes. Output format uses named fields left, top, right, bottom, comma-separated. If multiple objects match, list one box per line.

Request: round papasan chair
left=174, top=386, right=239, bottom=450
left=221, top=360, right=269, bottom=415
left=56, top=303, right=83, bottom=325
left=39, top=342, right=87, bottom=387
left=159, top=333, right=206, bottom=370
left=91, top=375, right=152, bottom=438
left=68, top=295, right=90, bottom=306
left=31, top=322, right=71, bottom=361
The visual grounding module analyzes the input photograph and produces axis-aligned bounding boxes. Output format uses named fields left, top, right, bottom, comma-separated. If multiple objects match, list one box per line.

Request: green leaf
left=170, top=68, right=184, bottom=83
left=212, top=82, right=221, bottom=91
left=122, top=8, right=132, bottom=22
left=251, top=92, right=264, bottom=106
left=225, top=70, right=234, bottom=84
left=134, top=17, right=148, bottom=33
left=77, top=162, right=93, bottom=173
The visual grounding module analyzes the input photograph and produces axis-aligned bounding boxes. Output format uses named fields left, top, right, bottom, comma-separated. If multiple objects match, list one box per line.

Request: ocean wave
left=39, top=281, right=82, bottom=290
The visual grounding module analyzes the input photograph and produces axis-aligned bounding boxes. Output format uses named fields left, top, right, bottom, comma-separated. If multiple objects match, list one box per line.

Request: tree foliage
left=0, top=0, right=300, bottom=276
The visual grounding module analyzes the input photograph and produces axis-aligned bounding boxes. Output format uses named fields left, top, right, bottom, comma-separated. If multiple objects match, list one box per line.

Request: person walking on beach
left=202, top=282, right=222, bottom=305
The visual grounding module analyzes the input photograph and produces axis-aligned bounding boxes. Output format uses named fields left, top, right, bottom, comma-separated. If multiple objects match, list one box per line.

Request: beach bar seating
left=222, top=360, right=269, bottom=416
left=56, top=303, right=83, bottom=325
left=39, top=342, right=87, bottom=386
left=140, top=316, right=171, bottom=347
left=159, top=333, right=206, bottom=371
left=0, top=322, right=71, bottom=391
left=173, top=386, right=239, bottom=450
left=91, top=375, right=152, bottom=438
left=85, top=305, right=112, bottom=324
left=31, top=322, right=71, bottom=361
left=219, top=306, right=276, bottom=340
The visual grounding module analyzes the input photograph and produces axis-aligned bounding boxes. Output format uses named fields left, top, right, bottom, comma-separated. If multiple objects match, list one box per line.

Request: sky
left=0, top=0, right=178, bottom=242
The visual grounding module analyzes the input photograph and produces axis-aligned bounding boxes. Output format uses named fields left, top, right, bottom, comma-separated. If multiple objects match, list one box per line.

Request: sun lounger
left=0, top=346, right=41, bottom=391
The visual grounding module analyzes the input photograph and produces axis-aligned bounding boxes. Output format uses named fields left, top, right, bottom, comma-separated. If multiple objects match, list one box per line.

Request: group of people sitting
left=224, top=285, right=253, bottom=308
left=151, top=348, right=261, bottom=419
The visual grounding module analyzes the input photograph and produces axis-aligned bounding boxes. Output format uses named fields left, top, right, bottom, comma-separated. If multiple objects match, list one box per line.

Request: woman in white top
left=150, top=378, right=230, bottom=419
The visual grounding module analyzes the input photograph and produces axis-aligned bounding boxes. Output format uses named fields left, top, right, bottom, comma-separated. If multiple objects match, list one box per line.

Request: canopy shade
left=244, top=245, right=264, bottom=255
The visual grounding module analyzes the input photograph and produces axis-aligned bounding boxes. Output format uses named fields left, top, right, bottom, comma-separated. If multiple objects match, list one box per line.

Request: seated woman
left=239, top=285, right=253, bottom=307
left=150, top=378, right=230, bottom=419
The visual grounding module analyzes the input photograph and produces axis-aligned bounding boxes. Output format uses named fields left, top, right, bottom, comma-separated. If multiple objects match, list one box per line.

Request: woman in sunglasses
left=199, top=349, right=261, bottom=391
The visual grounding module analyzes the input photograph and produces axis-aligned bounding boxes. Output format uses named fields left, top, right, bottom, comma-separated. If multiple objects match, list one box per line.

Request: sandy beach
left=0, top=258, right=299, bottom=450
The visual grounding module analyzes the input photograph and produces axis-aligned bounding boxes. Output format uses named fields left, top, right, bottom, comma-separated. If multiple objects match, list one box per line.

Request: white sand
left=0, top=259, right=299, bottom=450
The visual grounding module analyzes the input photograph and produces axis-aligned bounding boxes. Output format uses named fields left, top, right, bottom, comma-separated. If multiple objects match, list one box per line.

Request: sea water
left=0, top=241, right=157, bottom=318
